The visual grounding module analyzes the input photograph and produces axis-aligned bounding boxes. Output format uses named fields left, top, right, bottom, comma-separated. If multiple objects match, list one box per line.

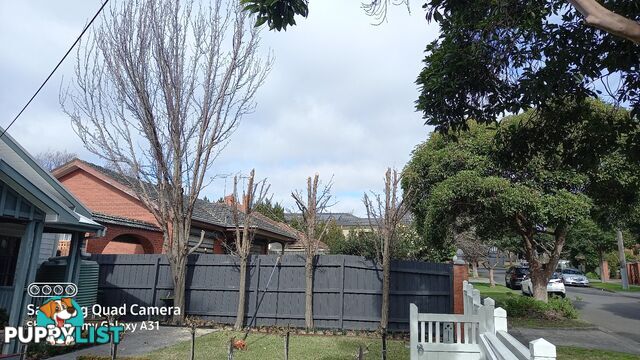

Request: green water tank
left=36, top=259, right=99, bottom=308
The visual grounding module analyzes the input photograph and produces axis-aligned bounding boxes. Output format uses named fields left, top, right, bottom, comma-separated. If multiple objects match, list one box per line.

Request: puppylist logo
left=3, top=283, right=124, bottom=346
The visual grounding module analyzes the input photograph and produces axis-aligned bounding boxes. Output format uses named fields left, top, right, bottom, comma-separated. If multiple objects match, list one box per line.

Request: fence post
left=482, top=297, right=495, bottom=334
left=253, top=257, right=261, bottom=326
left=149, top=256, right=161, bottom=321
left=472, top=289, right=481, bottom=315
left=494, top=307, right=508, bottom=332
left=339, top=257, right=345, bottom=329
left=410, top=303, right=419, bottom=359
left=529, top=338, right=556, bottom=360
left=462, top=280, right=468, bottom=316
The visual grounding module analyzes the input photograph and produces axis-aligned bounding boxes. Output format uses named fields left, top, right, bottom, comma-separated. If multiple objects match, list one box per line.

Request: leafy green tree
left=241, top=0, right=640, bottom=44
left=254, top=198, right=286, bottom=222
left=564, top=219, right=616, bottom=279
left=417, top=1, right=639, bottom=133
left=403, top=99, right=638, bottom=301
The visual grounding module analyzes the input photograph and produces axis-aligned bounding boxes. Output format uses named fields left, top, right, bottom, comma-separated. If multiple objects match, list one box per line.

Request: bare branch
left=569, top=0, right=640, bottom=43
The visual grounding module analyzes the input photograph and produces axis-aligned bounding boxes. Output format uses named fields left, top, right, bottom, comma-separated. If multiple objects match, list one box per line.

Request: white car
left=521, top=272, right=566, bottom=298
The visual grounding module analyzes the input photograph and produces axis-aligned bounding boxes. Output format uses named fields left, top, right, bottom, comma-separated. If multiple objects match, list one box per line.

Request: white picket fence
left=410, top=281, right=556, bottom=360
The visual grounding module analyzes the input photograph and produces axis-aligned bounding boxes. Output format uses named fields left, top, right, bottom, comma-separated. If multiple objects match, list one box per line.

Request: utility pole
left=617, top=229, right=629, bottom=290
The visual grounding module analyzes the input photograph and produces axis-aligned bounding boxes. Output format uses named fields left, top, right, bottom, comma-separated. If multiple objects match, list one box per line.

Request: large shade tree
left=417, top=1, right=639, bottom=133
left=241, top=0, right=640, bottom=43
left=403, top=99, right=638, bottom=301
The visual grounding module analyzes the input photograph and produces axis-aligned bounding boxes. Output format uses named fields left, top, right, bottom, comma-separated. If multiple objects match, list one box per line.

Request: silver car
left=561, top=268, right=590, bottom=286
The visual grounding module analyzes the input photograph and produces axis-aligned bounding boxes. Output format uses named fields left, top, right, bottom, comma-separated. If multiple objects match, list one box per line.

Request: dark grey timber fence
left=91, top=254, right=453, bottom=331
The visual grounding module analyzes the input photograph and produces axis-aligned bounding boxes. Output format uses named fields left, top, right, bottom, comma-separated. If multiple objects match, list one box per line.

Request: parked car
left=561, top=268, right=590, bottom=286
left=521, top=272, right=566, bottom=298
left=505, top=265, right=529, bottom=289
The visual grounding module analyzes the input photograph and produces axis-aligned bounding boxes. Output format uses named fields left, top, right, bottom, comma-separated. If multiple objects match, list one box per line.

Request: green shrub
left=547, top=297, right=579, bottom=319
left=585, top=272, right=600, bottom=280
left=500, top=295, right=578, bottom=320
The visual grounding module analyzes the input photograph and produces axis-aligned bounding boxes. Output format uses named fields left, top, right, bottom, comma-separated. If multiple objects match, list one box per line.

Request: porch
left=0, top=130, right=104, bottom=355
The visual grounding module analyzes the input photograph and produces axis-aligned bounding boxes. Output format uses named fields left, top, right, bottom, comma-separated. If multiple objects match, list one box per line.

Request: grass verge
left=557, top=346, right=640, bottom=359
left=472, top=283, right=587, bottom=328
left=590, top=282, right=640, bottom=292
left=147, top=330, right=409, bottom=360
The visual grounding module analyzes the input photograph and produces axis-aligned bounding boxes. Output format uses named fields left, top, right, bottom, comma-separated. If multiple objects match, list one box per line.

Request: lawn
left=140, top=331, right=640, bottom=360
left=146, top=330, right=410, bottom=360
left=557, top=346, right=640, bottom=360
left=590, top=282, right=640, bottom=292
left=471, top=282, right=590, bottom=328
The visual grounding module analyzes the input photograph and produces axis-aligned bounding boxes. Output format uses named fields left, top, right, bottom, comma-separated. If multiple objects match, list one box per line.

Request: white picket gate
left=410, top=281, right=556, bottom=360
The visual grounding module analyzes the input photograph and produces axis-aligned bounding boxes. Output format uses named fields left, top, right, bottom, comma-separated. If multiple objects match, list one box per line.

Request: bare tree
left=228, top=169, right=270, bottom=330
left=62, top=0, right=271, bottom=324
left=291, top=174, right=334, bottom=330
left=455, top=230, right=485, bottom=279
left=363, top=168, right=409, bottom=332
left=34, top=149, right=77, bottom=171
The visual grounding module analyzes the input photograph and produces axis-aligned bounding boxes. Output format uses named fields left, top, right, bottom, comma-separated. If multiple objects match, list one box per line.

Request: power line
left=0, top=0, right=110, bottom=139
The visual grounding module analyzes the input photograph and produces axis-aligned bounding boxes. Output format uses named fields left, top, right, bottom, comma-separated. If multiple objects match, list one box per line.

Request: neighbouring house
left=285, top=212, right=413, bottom=237
left=0, top=131, right=104, bottom=355
left=52, top=160, right=297, bottom=255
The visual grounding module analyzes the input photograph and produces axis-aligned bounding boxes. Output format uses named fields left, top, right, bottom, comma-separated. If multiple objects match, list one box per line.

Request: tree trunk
left=168, top=224, right=188, bottom=325
left=488, top=267, right=495, bottom=288
left=471, top=262, right=479, bottom=278
left=304, top=253, right=314, bottom=329
left=235, top=255, right=248, bottom=330
left=380, top=237, right=391, bottom=331
left=617, top=229, right=629, bottom=290
left=531, top=272, right=548, bottom=302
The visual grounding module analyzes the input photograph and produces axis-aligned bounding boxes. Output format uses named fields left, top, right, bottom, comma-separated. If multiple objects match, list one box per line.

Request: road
left=477, top=268, right=640, bottom=344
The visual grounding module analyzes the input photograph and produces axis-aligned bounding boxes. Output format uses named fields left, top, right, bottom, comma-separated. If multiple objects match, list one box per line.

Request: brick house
left=52, top=159, right=297, bottom=255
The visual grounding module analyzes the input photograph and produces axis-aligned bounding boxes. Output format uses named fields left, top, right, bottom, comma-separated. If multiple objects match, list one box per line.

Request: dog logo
left=36, top=297, right=83, bottom=345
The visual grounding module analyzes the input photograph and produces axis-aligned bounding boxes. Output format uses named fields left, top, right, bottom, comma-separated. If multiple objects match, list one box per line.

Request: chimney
left=223, top=194, right=235, bottom=207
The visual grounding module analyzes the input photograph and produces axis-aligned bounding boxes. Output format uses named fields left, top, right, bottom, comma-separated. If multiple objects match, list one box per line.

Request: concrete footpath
left=49, top=324, right=216, bottom=359
left=510, top=326, right=640, bottom=356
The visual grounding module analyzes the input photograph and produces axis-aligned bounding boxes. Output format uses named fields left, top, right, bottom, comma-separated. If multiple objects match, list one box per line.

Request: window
left=0, top=235, right=21, bottom=287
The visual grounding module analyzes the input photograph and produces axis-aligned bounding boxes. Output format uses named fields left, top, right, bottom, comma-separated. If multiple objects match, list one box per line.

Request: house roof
left=54, top=159, right=296, bottom=241
left=0, top=129, right=103, bottom=232
left=92, top=212, right=160, bottom=232
left=284, top=212, right=413, bottom=227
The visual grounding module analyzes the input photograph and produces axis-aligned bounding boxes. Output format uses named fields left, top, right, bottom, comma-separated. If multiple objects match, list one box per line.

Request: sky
left=0, top=0, right=439, bottom=216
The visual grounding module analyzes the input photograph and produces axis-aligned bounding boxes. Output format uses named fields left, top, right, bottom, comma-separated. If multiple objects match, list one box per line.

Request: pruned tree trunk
left=363, top=168, right=409, bottom=332
left=292, top=174, right=334, bottom=331
left=231, top=170, right=269, bottom=331
left=304, top=253, right=314, bottom=329
left=380, top=232, right=391, bottom=330
left=235, top=255, right=249, bottom=330
left=471, top=262, right=479, bottom=278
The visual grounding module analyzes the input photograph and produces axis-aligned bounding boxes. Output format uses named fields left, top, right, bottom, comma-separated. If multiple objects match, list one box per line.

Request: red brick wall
left=86, top=224, right=164, bottom=254
left=58, top=170, right=159, bottom=226
left=452, top=263, right=469, bottom=314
